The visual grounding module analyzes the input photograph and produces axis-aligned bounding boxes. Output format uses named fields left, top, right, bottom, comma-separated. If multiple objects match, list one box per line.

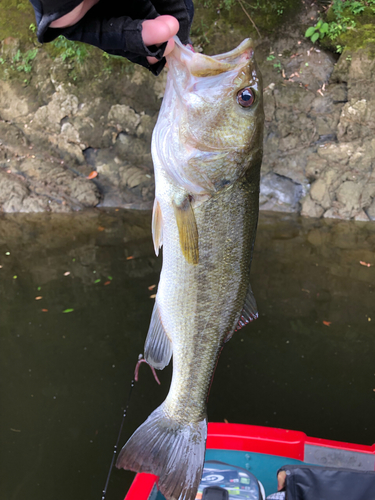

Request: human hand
left=32, top=0, right=194, bottom=75
left=142, top=15, right=179, bottom=65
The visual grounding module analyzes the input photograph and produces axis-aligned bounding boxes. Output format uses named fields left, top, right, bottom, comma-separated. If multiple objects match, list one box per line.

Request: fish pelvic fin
left=116, top=405, right=207, bottom=500
left=144, top=302, right=172, bottom=370
left=225, top=283, right=258, bottom=342
left=172, top=195, right=199, bottom=265
left=152, top=198, right=163, bottom=256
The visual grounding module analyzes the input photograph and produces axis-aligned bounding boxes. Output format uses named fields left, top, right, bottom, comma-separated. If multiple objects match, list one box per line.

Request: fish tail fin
left=116, top=404, right=207, bottom=500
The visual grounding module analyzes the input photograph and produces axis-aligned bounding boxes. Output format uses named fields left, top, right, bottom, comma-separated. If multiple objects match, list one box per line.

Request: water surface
left=1, top=210, right=374, bottom=500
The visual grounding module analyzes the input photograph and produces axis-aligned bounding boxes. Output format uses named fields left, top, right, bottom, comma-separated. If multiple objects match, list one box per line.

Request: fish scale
left=117, top=36, right=264, bottom=500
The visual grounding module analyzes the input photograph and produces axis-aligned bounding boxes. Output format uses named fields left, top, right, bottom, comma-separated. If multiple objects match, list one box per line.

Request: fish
left=116, top=36, right=264, bottom=500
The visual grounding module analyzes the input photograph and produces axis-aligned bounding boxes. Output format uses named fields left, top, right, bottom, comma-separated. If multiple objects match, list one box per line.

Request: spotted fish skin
left=116, top=37, right=264, bottom=500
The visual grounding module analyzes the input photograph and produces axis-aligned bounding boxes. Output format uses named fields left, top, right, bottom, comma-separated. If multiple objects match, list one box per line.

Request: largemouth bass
left=116, top=37, right=264, bottom=500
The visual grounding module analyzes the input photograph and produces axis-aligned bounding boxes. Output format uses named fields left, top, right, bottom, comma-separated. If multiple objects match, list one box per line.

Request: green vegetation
left=304, top=0, right=375, bottom=53
left=0, top=0, right=35, bottom=42
left=305, top=20, right=329, bottom=43
left=51, top=36, right=89, bottom=63
left=12, top=47, right=38, bottom=73
left=192, top=0, right=302, bottom=51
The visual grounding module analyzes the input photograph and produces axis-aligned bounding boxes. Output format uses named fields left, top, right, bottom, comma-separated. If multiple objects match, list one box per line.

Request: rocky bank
left=0, top=1, right=375, bottom=219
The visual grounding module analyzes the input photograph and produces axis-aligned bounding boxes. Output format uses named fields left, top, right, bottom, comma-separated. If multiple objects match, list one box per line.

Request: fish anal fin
left=225, top=284, right=258, bottom=343
left=152, top=198, right=163, bottom=256
left=173, top=195, right=199, bottom=265
left=144, top=302, right=172, bottom=370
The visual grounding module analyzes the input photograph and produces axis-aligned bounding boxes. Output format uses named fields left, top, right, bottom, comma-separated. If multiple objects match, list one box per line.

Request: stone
left=20, top=196, right=48, bottom=213
left=60, top=122, right=82, bottom=146
left=0, top=37, right=20, bottom=60
left=0, top=171, right=29, bottom=212
left=348, top=142, right=374, bottom=172
left=115, top=133, right=152, bottom=166
left=305, top=157, right=328, bottom=181
left=310, top=179, right=331, bottom=209
left=366, top=199, right=375, bottom=221
left=362, top=183, right=375, bottom=209
left=108, top=105, right=141, bottom=133
left=300, top=195, right=324, bottom=218
left=263, top=90, right=276, bottom=122
left=336, top=181, right=363, bottom=215
left=32, top=90, right=79, bottom=133
left=259, top=173, right=303, bottom=213
left=53, top=135, right=85, bottom=164
left=337, top=99, right=370, bottom=140
left=323, top=207, right=346, bottom=220
left=135, top=113, right=157, bottom=142
left=0, top=81, right=32, bottom=120
left=354, top=210, right=369, bottom=221
left=347, top=49, right=375, bottom=100
left=322, top=166, right=344, bottom=191
left=317, top=142, right=354, bottom=163
left=120, top=166, right=152, bottom=189
left=273, top=153, right=309, bottom=187
left=69, top=178, right=100, bottom=207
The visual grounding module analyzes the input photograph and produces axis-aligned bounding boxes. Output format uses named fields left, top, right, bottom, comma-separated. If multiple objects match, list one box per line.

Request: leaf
left=107, top=276, right=113, bottom=280
left=359, top=261, right=371, bottom=267
left=323, top=321, right=331, bottom=326
left=94, top=279, right=101, bottom=284
left=305, top=26, right=316, bottom=37
left=63, top=309, right=74, bottom=313
left=311, top=32, right=320, bottom=43
left=97, top=226, right=105, bottom=232
left=320, top=23, right=329, bottom=33
left=87, top=171, right=98, bottom=179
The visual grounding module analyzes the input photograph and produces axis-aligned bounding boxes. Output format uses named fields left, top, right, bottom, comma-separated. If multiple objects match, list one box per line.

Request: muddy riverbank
left=1, top=0, right=374, bottom=219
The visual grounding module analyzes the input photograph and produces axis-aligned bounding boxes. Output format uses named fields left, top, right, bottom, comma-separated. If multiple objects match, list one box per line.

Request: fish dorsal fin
left=224, top=284, right=258, bottom=343
left=152, top=198, right=163, bottom=256
left=144, top=302, right=172, bottom=370
left=172, top=195, right=199, bottom=265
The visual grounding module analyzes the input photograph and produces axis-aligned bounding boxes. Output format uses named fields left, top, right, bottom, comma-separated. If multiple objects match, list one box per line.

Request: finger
left=277, top=471, right=287, bottom=491
left=146, top=37, right=175, bottom=65
left=142, top=15, right=179, bottom=47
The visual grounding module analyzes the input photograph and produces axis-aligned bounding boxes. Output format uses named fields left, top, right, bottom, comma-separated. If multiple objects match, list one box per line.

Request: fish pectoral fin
left=152, top=198, right=163, bottom=256
left=225, top=284, right=258, bottom=342
left=144, top=302, right=172, bottom=370
left=172, top=195, right=199, bottom=265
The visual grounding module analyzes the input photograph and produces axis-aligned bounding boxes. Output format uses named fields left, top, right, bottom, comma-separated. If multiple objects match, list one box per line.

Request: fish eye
left=237, top=87, right=255, bottom=107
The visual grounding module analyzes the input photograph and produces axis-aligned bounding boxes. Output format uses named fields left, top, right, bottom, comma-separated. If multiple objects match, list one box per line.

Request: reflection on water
left=1, top=210, right=374, bottom=500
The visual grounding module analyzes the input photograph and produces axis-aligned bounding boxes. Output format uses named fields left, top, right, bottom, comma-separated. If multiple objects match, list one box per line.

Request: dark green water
left=1, top=210, right=374, bottom=500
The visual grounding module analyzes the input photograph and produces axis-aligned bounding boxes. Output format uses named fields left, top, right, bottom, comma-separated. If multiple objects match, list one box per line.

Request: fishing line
left=101, top=354, right=160, bottom=500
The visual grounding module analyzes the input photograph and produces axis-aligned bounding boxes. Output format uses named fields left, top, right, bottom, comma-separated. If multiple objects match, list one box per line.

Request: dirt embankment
left=0, top=1, right=374, bottom=219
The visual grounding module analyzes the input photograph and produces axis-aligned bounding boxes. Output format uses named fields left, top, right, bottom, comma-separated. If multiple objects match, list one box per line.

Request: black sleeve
left=30, top=0, right=194, bottom=76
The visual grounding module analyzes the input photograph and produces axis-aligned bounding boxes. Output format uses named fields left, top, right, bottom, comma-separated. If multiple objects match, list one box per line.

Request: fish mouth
left=167, top=37, right=254, bottom=78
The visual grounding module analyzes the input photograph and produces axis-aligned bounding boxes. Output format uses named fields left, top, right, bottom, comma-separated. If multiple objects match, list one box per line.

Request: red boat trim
left=125, top=472, right=158, bottom=500
left=206, top=423, right=306, bottom=460
left=125, top=423, right=375, bottom=499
